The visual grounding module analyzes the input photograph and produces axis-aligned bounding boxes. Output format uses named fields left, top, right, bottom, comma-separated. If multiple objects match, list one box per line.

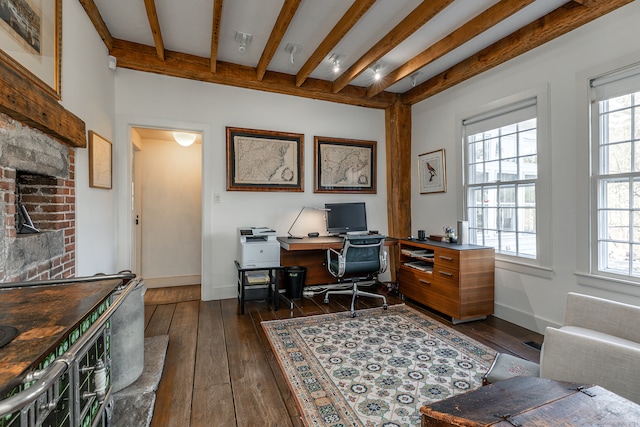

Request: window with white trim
left=591, top=66, right=640, bottom=280
left=463, top=99, right=539, bottom=259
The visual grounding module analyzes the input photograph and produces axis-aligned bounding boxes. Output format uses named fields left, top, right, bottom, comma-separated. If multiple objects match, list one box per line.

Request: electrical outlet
left=214, top=193, right=221, bottom=203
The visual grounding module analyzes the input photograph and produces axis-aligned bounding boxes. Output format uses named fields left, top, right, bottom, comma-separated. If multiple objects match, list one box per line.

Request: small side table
left=234, top=261, right=292, bottom=314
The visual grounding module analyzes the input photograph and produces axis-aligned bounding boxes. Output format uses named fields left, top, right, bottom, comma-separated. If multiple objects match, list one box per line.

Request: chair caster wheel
left=383, top=304, right=388, bottom=310
left=324, top=298, right=329, bottom=304
left=351, top=312, right=357, bottom=318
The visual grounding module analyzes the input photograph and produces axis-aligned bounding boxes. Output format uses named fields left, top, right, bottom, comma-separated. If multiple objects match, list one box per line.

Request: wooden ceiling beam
left=367, top=0, right=536, bottom=98
left=0, top=57, right=86, bottom=147
left=256, top=0, right=302, bottom=81
left=332, top=0, right=454, bottom=94
left=210, top=0, right=224, bottom=73
left=143, top=0, right=165, bottom=61
left=401, top=0, right=633, bottom=106
left=77, top=0, right=113, bottom=51
left=295, top=0, right=377, bottom=88
left=110, top=39, right=396, bottom=109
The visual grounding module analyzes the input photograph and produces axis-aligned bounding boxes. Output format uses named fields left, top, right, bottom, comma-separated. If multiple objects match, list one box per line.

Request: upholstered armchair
left=540, top=292, right=640, bottom=404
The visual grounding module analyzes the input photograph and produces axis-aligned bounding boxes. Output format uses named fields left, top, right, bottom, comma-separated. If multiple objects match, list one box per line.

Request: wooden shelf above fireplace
left=0, top=57, right=86, bottom=148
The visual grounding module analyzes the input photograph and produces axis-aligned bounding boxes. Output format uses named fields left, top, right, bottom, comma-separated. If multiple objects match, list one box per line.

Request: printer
left=237, top=227, right=280, bottom=268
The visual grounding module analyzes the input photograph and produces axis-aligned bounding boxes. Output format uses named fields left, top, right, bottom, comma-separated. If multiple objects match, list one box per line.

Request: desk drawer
left=399, top=268, right=432, bottom=302
left=399, top=267, right=433, bottom=288
left=399, top=267, right=458, bottom=300
left=434, top=248, right=460, bottom=270
left=432, top=266, right=459, bottom=290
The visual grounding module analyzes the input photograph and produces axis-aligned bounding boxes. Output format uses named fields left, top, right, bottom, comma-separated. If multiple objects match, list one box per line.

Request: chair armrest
left=326, top=248, right=344, bottom=277
left=540, top=327, right=640, bottom=404
left=379, top=249, right=388, bottom=274
left=564, top=292, right=640, bottom=343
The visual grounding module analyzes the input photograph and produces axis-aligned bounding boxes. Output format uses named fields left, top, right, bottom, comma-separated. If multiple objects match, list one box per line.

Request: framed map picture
left=226, top=127, right=304, bottom=192
left=314, top=136, right=376, bottom=194
left=418, top=148, right=446, bottom=194
left=89, top=131, right=112, bottom=189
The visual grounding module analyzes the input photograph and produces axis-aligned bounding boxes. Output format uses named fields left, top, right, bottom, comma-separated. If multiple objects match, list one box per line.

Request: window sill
left=575, top=271, right=640, bottom=298
left=495, top=257, right=553, bottom=279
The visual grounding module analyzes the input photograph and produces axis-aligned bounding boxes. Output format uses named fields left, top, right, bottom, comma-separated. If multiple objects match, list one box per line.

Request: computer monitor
left=325, top=202, right=368, bottom=235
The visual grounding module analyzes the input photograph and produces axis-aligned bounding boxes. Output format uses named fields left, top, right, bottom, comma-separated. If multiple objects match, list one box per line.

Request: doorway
left=131, top=127, right=203, bottom=287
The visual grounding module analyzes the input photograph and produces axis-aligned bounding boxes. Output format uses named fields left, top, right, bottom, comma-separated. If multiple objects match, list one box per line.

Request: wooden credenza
left=398, top=239, right=494, bottom=323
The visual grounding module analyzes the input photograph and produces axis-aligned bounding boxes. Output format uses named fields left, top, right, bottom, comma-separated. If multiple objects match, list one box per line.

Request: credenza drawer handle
left=419, top=279, right=431, bottom=286
left=439, top=256, right=454, bottom=261
left=438, top=271, right=453, bottom=277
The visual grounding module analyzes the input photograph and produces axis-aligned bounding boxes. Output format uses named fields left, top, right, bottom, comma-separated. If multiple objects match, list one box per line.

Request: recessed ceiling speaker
left=108, top=55, right=117, bottom=71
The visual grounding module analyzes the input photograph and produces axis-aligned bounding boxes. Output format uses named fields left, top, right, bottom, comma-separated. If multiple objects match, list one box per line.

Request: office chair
left=324, top=235, right=388, bottom=317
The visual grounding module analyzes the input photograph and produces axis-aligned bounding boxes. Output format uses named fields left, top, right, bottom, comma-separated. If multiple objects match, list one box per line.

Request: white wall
left=60, top=0, right=117, bottom=276
left=113, top=73, right=387, bottom=300
left=411, top=1, right=640, bottom=333
left=139, top=138, right=202, bottom=286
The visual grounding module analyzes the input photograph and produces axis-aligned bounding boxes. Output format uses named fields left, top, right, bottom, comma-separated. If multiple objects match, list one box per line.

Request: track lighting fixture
left=328, top=53, right=345, bottom=73
left=372, top=63, right=384, bottom=81
left=410, top=71, right=421, bottom=88
left=285, top=43, right=302, bottom=64
left=235, top=31, right=252, bottom=54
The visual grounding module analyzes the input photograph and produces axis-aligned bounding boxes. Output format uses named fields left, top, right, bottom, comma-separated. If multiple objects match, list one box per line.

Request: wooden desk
left=420, top=376, right=640, bottom=426
left=277, top=236, right=397, bottom=286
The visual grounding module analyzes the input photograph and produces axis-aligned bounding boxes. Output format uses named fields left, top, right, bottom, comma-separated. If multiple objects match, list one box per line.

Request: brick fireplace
left=0, top=113, right=75, bottom=282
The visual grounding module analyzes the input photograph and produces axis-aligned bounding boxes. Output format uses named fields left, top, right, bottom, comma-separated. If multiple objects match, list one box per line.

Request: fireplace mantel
left=0, top=55, right=86, bottom=148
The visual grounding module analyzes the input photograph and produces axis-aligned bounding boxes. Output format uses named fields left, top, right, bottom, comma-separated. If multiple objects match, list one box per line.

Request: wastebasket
left=284, top=266, right=306, bottom=299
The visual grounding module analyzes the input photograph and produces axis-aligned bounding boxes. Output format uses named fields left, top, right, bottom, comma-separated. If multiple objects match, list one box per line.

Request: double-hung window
left=463, top=98, right=539, bottom=260
left=591, top=66, right=640, bottom=280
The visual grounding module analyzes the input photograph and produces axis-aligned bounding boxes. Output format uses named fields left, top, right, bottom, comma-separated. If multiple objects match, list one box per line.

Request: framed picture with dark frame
left=226, top=126, right=304, bottom=192
left=418, top=148, right=446, bottom=194
left=0, top=0, right=62, bottom=99
left=314, top=136, right=376, bottom=194
left=88, top=131, right=112, bottom=190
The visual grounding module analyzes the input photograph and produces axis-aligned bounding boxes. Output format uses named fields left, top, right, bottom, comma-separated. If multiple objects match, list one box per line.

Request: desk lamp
left=287, top=207, right=330, bottom=239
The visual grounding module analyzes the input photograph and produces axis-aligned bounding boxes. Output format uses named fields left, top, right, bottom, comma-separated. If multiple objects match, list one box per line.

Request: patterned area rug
left=262, top=305, right=497, bottom=427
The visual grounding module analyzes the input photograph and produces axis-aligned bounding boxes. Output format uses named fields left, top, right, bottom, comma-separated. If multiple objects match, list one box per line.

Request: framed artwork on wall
left=314, top=136, right=376, bottom=194
left=418, top=148, right=446, bottom=194
left=226, top=126, right=304, bottom=192
left=0, top=0, right=62, bottom=99
left=89, top=131, right=112, bottom=189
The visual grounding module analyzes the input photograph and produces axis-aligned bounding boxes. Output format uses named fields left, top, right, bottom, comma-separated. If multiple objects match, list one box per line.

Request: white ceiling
left=93, top=0, right=570, bottom=94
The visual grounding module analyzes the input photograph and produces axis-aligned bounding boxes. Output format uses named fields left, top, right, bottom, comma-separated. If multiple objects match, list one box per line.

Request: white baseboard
left=493, top=302, right=560, bottom=335
left=202, top=284, right=236, bottom=301
left=144, top=274, right=200, bottom=288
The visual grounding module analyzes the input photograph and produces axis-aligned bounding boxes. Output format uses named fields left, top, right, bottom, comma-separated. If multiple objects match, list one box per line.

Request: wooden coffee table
left=420, top=376, right=640, bottom=426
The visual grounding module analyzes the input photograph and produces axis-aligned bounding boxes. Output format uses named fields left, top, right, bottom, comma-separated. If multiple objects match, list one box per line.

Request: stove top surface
left=0, top=325, right=18, bottom=349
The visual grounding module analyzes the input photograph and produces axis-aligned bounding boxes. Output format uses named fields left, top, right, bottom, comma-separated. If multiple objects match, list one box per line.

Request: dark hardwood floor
left=143, top=284, right=542, bottom=427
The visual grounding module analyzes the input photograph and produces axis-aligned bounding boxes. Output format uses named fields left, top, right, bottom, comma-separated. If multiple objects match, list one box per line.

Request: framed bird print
left=418, top=149, right=446, bottom=194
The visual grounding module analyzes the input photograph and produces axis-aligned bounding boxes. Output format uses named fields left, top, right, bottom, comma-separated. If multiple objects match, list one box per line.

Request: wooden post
left=385, top=98, right=412, bottom=282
